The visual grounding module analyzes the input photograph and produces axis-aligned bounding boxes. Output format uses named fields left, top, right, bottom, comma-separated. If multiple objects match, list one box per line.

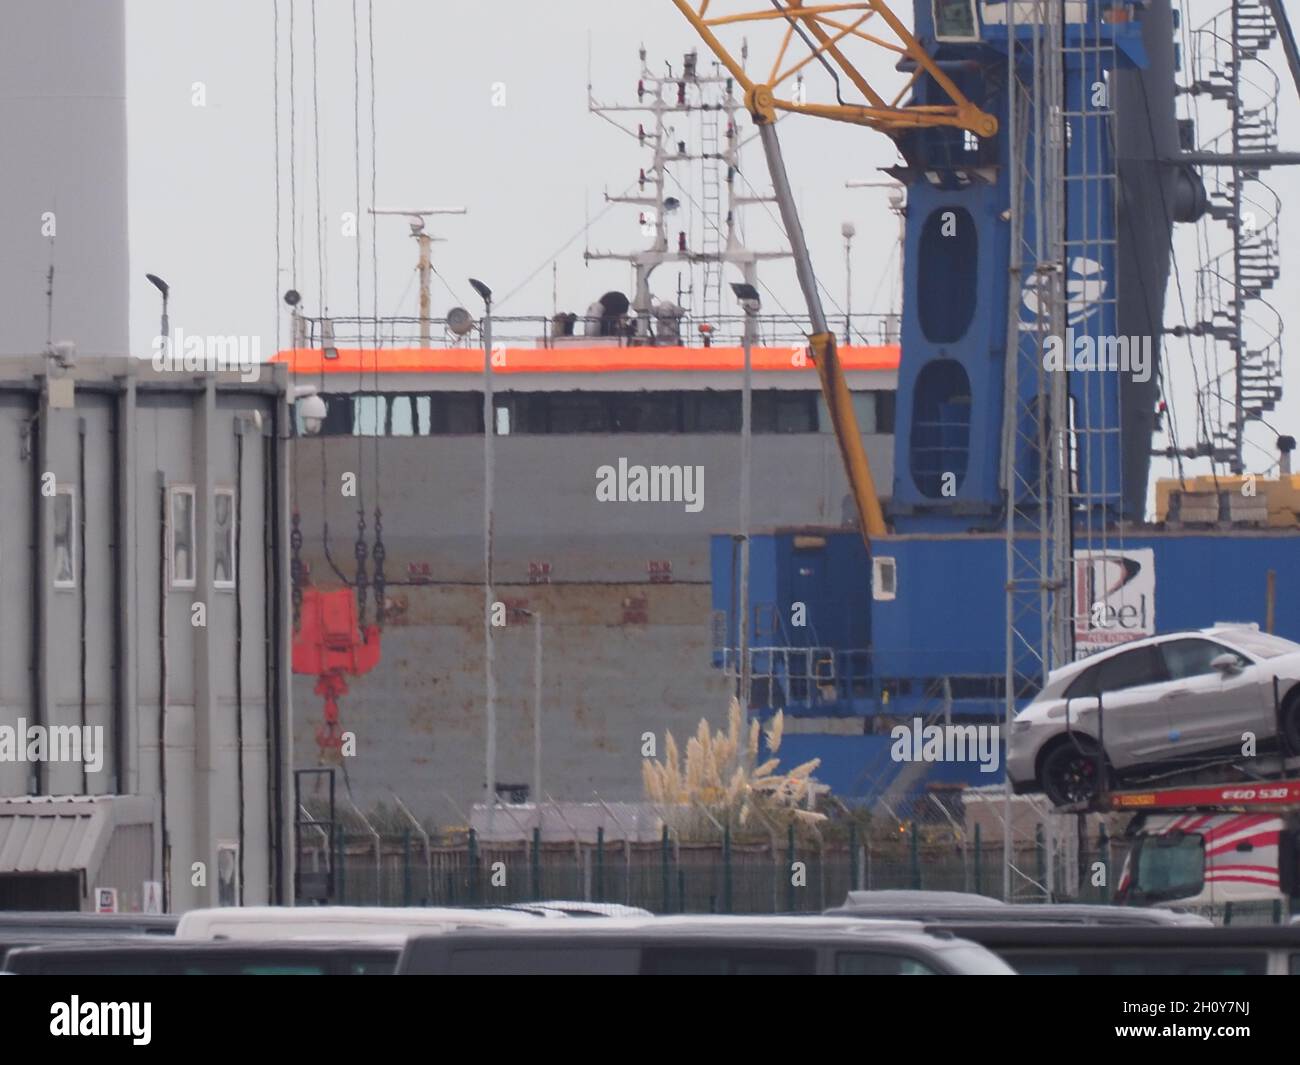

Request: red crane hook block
left=292, top=587, right=381, bottom=761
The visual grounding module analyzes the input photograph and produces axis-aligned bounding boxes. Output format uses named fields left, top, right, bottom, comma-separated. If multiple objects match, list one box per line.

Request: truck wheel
left=1282, top=691, right=1300, bottom=756
left=1039, top=740, right=1108, bottom=807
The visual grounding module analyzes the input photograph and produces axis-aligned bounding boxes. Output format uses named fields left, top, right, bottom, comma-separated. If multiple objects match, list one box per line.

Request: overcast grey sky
left=124, top=0, right=1298, bottom=485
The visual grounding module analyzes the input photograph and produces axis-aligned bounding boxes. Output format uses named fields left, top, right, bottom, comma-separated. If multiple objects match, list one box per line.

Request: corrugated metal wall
left=0, top=360, right=292, bottom=911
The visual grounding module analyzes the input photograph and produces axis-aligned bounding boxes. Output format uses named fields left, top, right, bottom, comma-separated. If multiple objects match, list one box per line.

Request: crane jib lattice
left=670, top=0, right=998, bottom=135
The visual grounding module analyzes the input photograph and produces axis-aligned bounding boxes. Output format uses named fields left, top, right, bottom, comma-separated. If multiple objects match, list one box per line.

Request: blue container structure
left=706, top=0, right=1298, bottom=805
left=712, top=527, right=1300, bottom=801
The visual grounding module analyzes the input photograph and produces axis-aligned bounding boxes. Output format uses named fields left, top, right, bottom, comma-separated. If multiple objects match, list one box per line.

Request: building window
left=305, top=388, right=900, bottom=437
left=53, top=486, right=77, bottom=589
left=321, top=393, right=353, bottom=435
left=933, top=0, right=979, bottom=41
left=214, top=488, right=236, bottom=589
left=847, top=393, right=877, bottom=434
left=753, top=391, right=818, bottom=433
left=217, top=841, right=240, bottom=906
left=683, top=391, right=741, bottom=432
left=877, top=390, right=897, bottom=434
left=169, top=485, right=197, bottom=589
left=389, top=395, right=416, bottom=436
left=610, top=393, right=682, bottom=433
left=549, top=392, right=612, bottom=433
left=352, top=395, right=387, bottom=436
left=872, top=556, right=897, bottom=601
left=441, top=393, right=483, bottom=434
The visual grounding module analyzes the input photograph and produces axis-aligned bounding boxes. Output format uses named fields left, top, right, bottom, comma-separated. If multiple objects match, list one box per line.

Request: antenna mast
left=369, top=206, right=467, bottom=347
left=586, top=44, right=789, bottom=337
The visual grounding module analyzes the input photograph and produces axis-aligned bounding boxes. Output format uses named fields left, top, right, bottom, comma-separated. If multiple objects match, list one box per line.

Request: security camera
left=294, top=389, right=327, bottom=435
left=48, top=340, right=77, bottom=369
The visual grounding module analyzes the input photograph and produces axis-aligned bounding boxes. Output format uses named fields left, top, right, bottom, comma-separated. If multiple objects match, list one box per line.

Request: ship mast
left=586, top=45, right=790, bottom=338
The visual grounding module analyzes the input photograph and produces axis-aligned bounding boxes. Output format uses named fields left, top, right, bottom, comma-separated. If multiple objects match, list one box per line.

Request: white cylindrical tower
left=0, top=0, right=129, bottom=357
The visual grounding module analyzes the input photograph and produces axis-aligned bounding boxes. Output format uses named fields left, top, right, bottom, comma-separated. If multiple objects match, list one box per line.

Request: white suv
left=1006, top=626, right=1300, bottom=806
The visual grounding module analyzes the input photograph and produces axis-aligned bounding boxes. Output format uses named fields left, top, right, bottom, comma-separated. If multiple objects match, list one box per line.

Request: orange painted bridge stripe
left=272, top=345, right=900, bottom=375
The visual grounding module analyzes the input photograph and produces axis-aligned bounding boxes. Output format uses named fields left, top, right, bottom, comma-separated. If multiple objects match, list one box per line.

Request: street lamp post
left=841, top=222, right=855, bottom=345
left=145, top=274, right=170, bottom=353
left=519, top=608, right=544, bottom=808
left=470, top=277, right=496, bottom=832
left=730, top=280, right=760, bottom=711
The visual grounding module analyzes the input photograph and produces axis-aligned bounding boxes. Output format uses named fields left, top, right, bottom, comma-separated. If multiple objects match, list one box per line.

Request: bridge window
left=548, top=393, right=612, bottom=433
left=917, top=207, right=977, bottom=344
left=352, top=395, right=387, bottom=436
left=609, top=393, right=682, bottom=433
left=684, top=392, right=741, bottom=432
left=933, top=0, right=980, bottom=40
left=909, top=359, right=972, bottom=498
left=754, top=391, right=818, bottom=433
left=389, top=396, right=415, bottom=436
left=306, top=390, right=895, bottom=437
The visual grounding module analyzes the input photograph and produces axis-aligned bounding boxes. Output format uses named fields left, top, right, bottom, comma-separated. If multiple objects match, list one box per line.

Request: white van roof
left=176, top=905, right=543, bottom=941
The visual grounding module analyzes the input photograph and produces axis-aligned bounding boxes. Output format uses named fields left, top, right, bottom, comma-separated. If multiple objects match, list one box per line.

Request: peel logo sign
left=1073, top=548, right=1155, bottom=657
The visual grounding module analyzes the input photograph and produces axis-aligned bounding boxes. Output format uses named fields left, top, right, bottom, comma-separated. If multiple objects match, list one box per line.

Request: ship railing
left=296, top=312, right=900, bottom=351
left=717, top=645, right=873, bottom=711
left=715, top=644, right=1014, bottom=712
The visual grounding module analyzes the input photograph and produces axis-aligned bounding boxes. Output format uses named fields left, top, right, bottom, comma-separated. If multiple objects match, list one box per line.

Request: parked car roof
left=826, top=891, right=1209, bottom=925
left=0, top=912, right=177, bottom=934
left=397, top=917, right=1015, bottom=975
left=918, top=921, right=1300, bottom=975
left=3, top=937, right=399, bottom=975
left=923, top=922, right=1300, bottom=947
left=1039, top=626, right=1300, bottom=691
left=175, top=904, right=545, bottom=940
left=501, top=901, right=654, bottom=918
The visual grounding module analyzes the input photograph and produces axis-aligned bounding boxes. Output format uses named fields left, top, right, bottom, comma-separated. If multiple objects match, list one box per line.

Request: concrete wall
left=0, top=358, right=292, bottom=911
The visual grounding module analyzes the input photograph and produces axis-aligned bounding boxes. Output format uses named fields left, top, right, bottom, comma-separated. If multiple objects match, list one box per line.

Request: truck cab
left=1110, top=781, right=1300, bottom=913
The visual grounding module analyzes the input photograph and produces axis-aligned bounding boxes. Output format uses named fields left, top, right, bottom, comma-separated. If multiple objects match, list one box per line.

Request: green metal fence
left=311, top=824, right=1152, bottom=913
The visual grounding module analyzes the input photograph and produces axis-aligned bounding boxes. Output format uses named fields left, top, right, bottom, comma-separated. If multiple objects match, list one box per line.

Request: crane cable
left=277, top=0, right=306, bottom=631
left=366, top=0, right=386, bottom=627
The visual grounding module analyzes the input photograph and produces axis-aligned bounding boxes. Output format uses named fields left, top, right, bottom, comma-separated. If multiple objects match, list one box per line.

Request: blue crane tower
left=890, top=0, right=1202, bottom=536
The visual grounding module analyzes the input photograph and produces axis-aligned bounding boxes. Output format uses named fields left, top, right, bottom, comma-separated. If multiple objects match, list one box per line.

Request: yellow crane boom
left=670, top=1, right=985, bottom=541
left=670, top=0, right=997, bottom=135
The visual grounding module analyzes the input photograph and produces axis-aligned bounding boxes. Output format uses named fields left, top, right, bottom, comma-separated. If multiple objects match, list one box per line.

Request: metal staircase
left=1190, top=1, right=1285, bottom=471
